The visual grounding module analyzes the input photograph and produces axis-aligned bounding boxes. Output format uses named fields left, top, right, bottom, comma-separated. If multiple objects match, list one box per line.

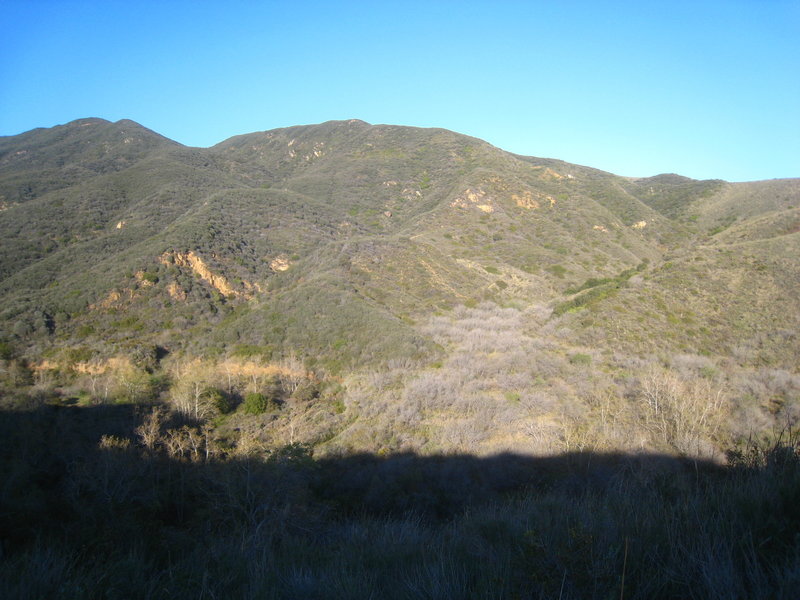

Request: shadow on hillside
left=1, top=402, right=798, bottom=599
left=0, top=402, right=725, bottom=544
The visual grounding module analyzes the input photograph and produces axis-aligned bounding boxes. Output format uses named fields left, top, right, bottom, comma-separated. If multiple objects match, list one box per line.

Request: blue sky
left=1, top=1, right=798, bottom=181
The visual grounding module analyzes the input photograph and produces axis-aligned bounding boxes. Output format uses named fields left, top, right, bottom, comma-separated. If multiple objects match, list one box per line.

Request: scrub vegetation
left=1, top=118, right=799, bottom=597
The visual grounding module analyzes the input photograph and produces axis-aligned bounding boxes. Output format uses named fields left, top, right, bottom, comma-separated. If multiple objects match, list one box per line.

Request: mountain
left=3, top=118, right=800, bottom=599
left=0, top=118, right=690, bottom=353
left=1, top=117, right=799, bottom=456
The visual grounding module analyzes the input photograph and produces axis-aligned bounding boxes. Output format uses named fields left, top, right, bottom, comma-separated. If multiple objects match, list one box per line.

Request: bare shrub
left=439, top=418, right=489, bottom=451
left=385, top=357, right=421, bottom=371
left=526, top=303, right=553, bottom=321
left=232, top=428, right=268, bottom=457
left=278, top=351, right=305, bottom=394
left=641, top=367, right=729, bottom=456
left=135, top=406, right=167, bottom=451
left=497, top=372, right=531, bottom=391
left=520, top=391, right=558, bottom=417
left=366, top=370, right=397, bottom=393
left=163, top=424, right=213, bottom=462
left=669, top=353, right=715, bottom=378
left=107, top=359, right=154, bottom=403
left=523, top=420, right=561, bottom=452
left=404, top=371, right=450, bottom=407
left=168, top=359, right=220, bottom=419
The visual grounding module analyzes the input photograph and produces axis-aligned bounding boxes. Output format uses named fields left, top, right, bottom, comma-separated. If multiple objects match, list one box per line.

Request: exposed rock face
left=242, top=280, right=263, bottom=294
left=513, top=190, right=540, bottom=209
left=401, top=187, right=422, bottom=200
left=451, top=185, right=559, bottom=213
left=90, top=289, right=123, bottom=310
left=167, top=281, right=187, bottom=301
left=135, top=271, right=154, bottom=287
left=161, top=250, right=241, bottom=298
left=216, top=358, right=306, bottom=381
left=451, top=187, right=493, bottom=212
left=512, top=189, right=556, bottom=209
left=89, top=288, right=143, bottom=310
left=160, top=250, right=262, bottom=298
left=269, top=256, right=291, bottom=272
left=533, top=166, right=566, bottom=181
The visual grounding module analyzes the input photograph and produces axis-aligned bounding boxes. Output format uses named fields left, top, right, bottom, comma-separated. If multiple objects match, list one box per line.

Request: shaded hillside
left=2, top=400, right=798, bottom=600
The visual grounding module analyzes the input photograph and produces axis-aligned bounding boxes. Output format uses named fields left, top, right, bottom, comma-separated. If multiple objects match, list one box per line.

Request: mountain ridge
left=1, top=118, right=797, bottom=359
left=0, top=116, right=798, bottom=459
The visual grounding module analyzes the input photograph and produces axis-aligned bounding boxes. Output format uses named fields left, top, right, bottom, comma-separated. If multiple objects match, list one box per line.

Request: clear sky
left=1, top=1, right=798, bottom=181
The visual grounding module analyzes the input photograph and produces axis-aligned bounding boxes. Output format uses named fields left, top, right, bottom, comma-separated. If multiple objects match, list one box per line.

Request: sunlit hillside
left=1, top=119, right=799, bottom=599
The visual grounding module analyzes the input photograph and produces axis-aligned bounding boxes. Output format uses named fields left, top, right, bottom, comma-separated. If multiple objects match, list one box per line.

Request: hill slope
left=0, top=117, right=798, bottom=456
left=0, top=118, right=679, bottom=362
left=3, top=118, right=800, bottom=600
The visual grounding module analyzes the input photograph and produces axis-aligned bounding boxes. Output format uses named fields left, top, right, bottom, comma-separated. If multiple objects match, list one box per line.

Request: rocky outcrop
left=512, top=189, right=555, bottom=209
left=166, top=281, right=187, bottom=301
left=269, top=256, right=291, bottom=272
left=161, top=250, right=243, bottom=298
left=451, top=187, right=494, bottom=213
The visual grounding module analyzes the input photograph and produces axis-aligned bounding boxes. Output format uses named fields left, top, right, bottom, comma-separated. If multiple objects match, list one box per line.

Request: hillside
left=2, top=118, right=800, bottom=599
left=0, top=119, right=681, bottom=355
left=0, top=117, right=798, bottom=458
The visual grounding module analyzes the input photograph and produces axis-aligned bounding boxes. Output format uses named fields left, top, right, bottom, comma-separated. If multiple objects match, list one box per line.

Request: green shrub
left=569, top=353, right=592, bottom=366
left=565, top=277, right=615, bottom=295
left=130, top=344, right=158, bottom=372
left=699, top=366, right=717, bottom=379
left=243, top=392, right=273, bottom=415
left=76, top=325, right=95, bottom=337
left=231, top=344, right=273, bottom=359
left=553, top=283, right=620, bottom=316
left=111, top=316, right=141, bottom=330
left=205, top=388, right=234, bottom=414
left=521, top=263, right=539, bottom=274
left=0, top=341, right=15, bottom=360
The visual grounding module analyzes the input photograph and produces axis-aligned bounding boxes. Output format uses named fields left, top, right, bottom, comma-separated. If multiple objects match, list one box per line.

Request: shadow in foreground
left=1, top=403, right=798, bottom=599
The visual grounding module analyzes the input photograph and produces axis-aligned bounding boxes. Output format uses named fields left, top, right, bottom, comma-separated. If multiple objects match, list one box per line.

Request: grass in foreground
left=1, top=402, right=798, bottom=599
